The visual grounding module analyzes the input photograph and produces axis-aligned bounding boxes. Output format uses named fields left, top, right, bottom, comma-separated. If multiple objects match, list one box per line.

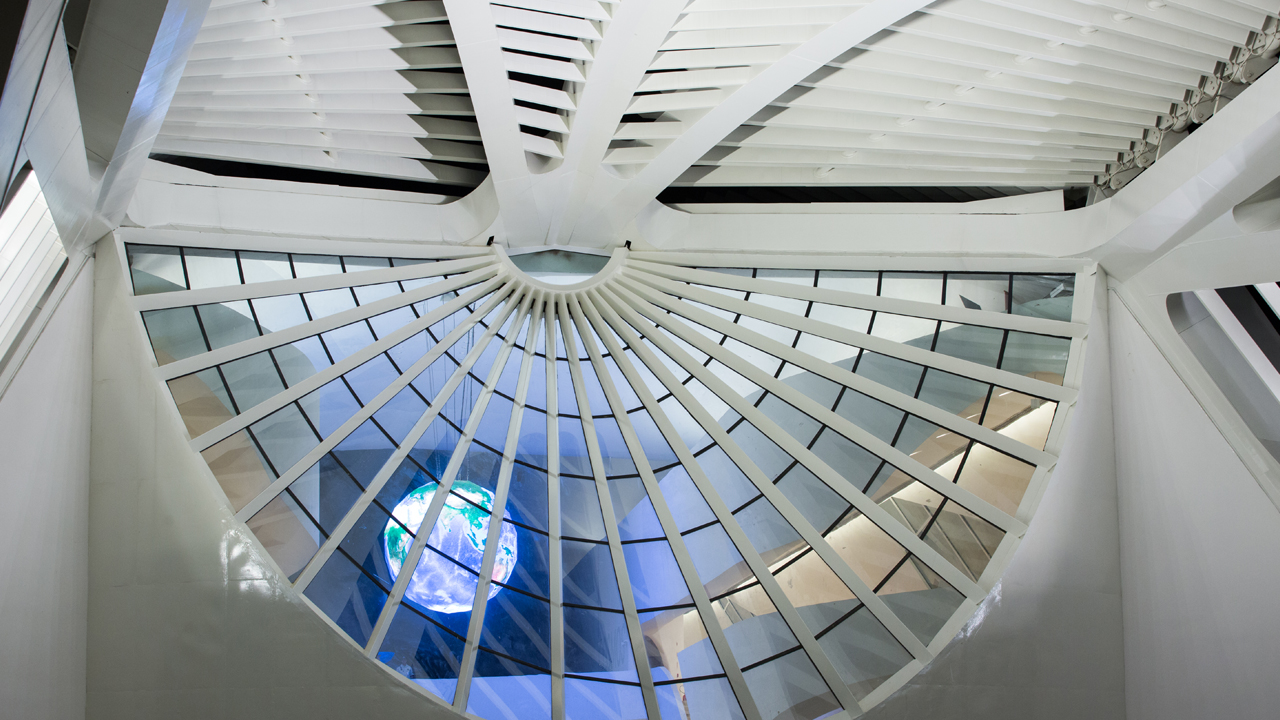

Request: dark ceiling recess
left=659, top=185, right=1091, bottom=210
left=150, top=154, right=466, bottom=198
left=0, top=0, right=32, bottom=100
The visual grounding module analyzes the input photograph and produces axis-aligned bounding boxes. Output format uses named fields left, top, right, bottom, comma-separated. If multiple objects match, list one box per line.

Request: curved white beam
left=539, top=0, right=691, bottom=246
left=566, top=0, right=942, bottom=243
left=443, top=0, right=540, bottom=242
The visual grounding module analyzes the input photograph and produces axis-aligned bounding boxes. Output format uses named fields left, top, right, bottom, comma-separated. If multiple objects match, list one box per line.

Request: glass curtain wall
left=125, top=240, right=1084, bottom=720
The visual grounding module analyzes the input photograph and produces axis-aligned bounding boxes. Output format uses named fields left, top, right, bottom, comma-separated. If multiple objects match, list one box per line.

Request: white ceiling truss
left=158, top=0, right=1280, bottom=243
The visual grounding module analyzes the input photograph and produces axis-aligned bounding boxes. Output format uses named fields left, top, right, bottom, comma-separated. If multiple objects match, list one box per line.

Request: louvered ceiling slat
left=988, top=0, right=1249, bottom=46
left=491, top=4, right=601, bottom=38
left=803, top=68, right=1163, bottom=125
left=183, top=48, right=464, bottom=77
left=827, top=52, right=1178, bottom=112
left=161, top=111, right=482, bottom=140
left=669, top=164, right=1094, bottom=185
left=150, top=138, right=487, bottom=184
left=197, top=3, right=448, bottom=43
left=188, top=25, right=455, bottom=62
left=164, top=0, right=1278, bottom=214
left=885, top=15, right=1212, bottom=83
left=496, top=27, right=593, bottom=59
left=494, top=0, right=610, bottom=21
left=839, top=32, right=1191, bottom=99
left=717, top=125, right=1125, bottom=160
left=157, top=124, right=487, bottom=163
left=176, top=70, right=470, bottom=95
left=686, top=146, right=1109, bottom=172
left=503, top=51, right=586, bottom=82
left=922, top=1, right=1232, bottom=65
left=170, top=92, right=475, bottom=115
left=775, top=86, right=1150, bottom=137
left=672, top=6, right=861, bottom=30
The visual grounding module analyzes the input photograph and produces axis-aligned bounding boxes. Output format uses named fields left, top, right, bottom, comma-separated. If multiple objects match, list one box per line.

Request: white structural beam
left=569, top=0, right=939, bottom=243
left=540, top=0, right=692, bottom=246
left=444, top=0, right=540, bottom=239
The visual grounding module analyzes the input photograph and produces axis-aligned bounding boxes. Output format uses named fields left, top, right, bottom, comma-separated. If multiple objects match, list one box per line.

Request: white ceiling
left=156, top=0, right=1277, bottom=242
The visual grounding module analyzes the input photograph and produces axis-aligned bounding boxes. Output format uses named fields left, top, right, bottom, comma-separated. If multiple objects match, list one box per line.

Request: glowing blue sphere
left=384, top=481, right=518, bottom=614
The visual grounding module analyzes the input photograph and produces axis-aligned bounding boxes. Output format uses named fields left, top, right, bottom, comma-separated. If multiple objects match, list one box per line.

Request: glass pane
left=945, top=273, right=1008, bottom=313
left=127, top=244, right=185, bottom=294
left=201, top=430, right=273, bottom=511
left=955, top=443, right=1037, bottom=516
left=197, top=301, right=259, bottom=350
left=623, top=540, right=693, bottom=610
left=816, top=270, right=877, bottom=295
left=876, top=558, right=965, bottom=646
left=982, top=388, right=1056, bottom=451
left=183, top=248, right=240, bottom=289
left=610, top=476, right=664, bottom=541
left=880, top=272, right=942, bottom=304
left=665, top=676, right=746, bottom=720
left=1000, top=332, right=1071, bottom=385
left=468, top=650, right=552, bottom=720
left=377, top=604, right=466, bottom=703
left=1012, top=274, right=1074, bottom=321
left=251, top=295, right=309, bottom=334
left=564, top=678, right=645, bottom=720
left=563, top=607, right=637, bottom=679
left=142, top=307, right=206, bottom=363
left=167, top=368, right=234, bottom=437
left=247, top=491, right=322, bottom=581
left=303, top=548, right=389, bottom=648
left=742, top=651, right=840, bottom=720
left=816, top=608, right=913, bottom=703
left=240, top=251, right=292, bottom=283
left=562, top=540, right=623, bottom=609
left=933, top=322, right=1003, bottom=367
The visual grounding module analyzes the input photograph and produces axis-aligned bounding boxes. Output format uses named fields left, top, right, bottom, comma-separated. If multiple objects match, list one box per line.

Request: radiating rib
left=165, top=267, right=500, bottom=384
left=571, top=294, right=765, bottom=720
left=362, top=289, right=534, bottom=653
left=558, top=297, right=663, bottom=720
left=626, top=269, right=1074, bottom=404
left=453, top=295, right=545, bottom=710
left=614, top=275, right=1055, bottom=468
left=589, top=286, right=936, bottom=688
left=611, top=278, right=1026, bottom=534
left=628, top=261, right=1084, bottom=338
left=231, top=282, right=518, bottom=523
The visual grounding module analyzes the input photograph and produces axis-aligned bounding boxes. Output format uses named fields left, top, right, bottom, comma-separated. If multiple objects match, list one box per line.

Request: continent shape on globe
left=384, top=479, right=518, bottom=614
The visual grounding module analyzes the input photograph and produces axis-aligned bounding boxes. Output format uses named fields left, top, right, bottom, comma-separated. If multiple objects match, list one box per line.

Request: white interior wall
left=1109, top=293, right=1280, bottom=720
left=863, top=272, right=1125, bottom=719
left=0, top=262, right=94, bottom=720
left=85, top=237, right=457, bottom=720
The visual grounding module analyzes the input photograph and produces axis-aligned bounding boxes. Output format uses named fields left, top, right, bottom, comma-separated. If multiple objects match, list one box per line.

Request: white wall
left=85, top=237, right=458, bottom=719
left=863, top=274, right=1126, bottom=719
left=0, top=261, right=94, bottom=720
left=1110, top=294, right=1280, bottom=720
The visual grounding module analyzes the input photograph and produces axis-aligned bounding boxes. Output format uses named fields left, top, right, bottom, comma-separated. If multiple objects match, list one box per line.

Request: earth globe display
left=383, top=480, right=518, bottom=613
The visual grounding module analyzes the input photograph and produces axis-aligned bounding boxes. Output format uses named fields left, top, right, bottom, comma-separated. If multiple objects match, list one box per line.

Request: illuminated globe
left=383, top=480, right=518, bottom=614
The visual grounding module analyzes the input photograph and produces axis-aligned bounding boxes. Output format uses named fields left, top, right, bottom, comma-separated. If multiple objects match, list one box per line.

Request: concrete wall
left=864, top=274, right=1126, bottom=720
left=0, top=261, right=94, bottom=720
left=86, top=237, right=455, bottom=719
left=1109, top=294, right=1280, bottom=720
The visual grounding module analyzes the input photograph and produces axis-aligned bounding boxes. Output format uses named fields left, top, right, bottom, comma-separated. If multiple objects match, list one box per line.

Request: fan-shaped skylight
left=123, top=238, right=1085, bottom=720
